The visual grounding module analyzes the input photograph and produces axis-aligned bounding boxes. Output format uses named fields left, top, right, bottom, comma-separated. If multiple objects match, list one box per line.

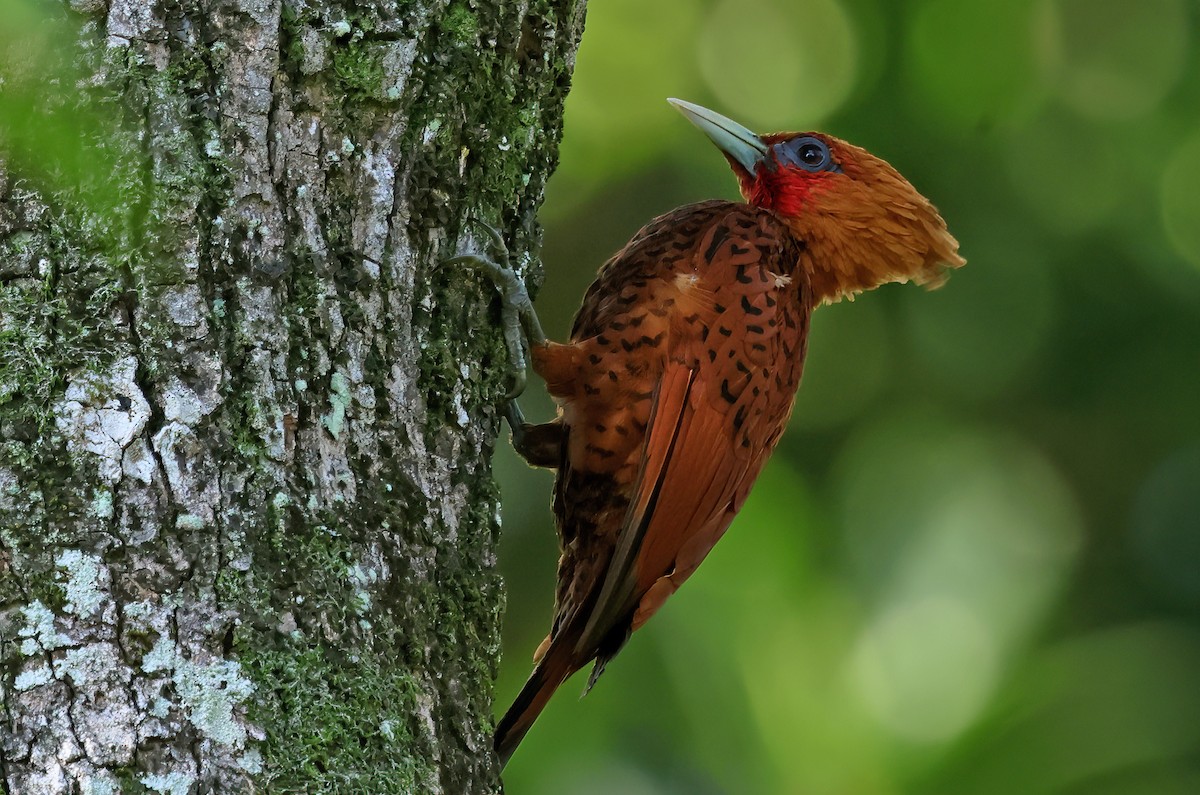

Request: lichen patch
left=139, top=772, right=197, bottom=795
left=54, top=356, right=151, bottom=484
left=141, top=633, right=256, bottom=747
left=56, top=550, right=108, bottom=618
left=19, top=600, right=70, bottom=654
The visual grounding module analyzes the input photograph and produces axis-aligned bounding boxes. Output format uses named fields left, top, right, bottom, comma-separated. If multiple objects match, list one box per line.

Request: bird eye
left=798, top=142, right=824, bottom=165
left=774, top=136, right=839, bottom=173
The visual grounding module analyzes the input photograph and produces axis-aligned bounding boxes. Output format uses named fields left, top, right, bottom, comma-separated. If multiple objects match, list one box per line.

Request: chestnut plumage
left=491, top=100, right=963, bottom=766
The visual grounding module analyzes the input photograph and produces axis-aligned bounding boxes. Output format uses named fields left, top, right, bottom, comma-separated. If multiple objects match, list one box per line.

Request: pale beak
left=667, top=98, right=769, bottom=175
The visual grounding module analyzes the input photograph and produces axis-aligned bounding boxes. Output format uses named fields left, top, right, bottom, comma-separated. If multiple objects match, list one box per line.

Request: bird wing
left=577, top=208, right=810, bottom=655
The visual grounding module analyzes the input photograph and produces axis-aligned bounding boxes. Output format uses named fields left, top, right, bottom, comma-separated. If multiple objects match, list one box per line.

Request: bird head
left=669, top=98, right=964, bottom=304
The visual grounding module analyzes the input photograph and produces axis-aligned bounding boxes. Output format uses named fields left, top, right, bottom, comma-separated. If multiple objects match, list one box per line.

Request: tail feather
left=582, top=656, right=608, bottom=698
left=494, top=641, right=575, bottom=768
left=582, top=621, right=632, bottom=697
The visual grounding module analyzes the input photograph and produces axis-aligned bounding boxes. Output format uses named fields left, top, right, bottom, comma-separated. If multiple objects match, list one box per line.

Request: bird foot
left=504, top=401, right=563, bottom=469
left=444, top=218, right=547, bottom=399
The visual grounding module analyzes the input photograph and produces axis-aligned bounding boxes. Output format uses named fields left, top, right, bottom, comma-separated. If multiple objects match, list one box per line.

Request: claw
left=444, top=218, right=546, bottom=400
left=464, top=217, right=510, bottom=263
left=506, top=368, right=528, bottom=401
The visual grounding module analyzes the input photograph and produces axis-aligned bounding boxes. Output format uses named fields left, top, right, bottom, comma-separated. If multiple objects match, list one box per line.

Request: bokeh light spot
left=1161, top=131, right=1200, bottom=272
left=835, top=410, right=1081, bottom=669
left=1048, top=0, right=1189, bottom=121
left=697, top=0, right=859, bottom=130
left=906, top=0, right=1048, bottom=131
left=548, top=0, right=705, bottom=215
left=851, top=596, right=998, bottom=743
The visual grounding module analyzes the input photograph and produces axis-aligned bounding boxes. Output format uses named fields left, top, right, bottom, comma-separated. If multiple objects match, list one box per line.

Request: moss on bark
left=0, top=0, right=586, bottom=791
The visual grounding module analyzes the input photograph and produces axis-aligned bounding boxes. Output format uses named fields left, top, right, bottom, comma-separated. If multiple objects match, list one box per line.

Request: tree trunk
left=0, top=0, right=584, bottom=792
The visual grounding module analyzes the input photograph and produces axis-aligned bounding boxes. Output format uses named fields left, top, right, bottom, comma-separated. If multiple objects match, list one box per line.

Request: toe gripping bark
left=445, top=219, right=562, bottom=468
left=444, top=218, right=547, bottom=400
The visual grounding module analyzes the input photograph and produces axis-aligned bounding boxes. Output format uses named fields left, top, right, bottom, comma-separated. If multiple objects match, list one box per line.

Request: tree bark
left=0, top=0, right=584, bottom=792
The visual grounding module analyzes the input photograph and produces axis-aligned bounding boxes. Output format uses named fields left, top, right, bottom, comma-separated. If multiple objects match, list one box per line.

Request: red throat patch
left=740, top=163, right=837, bottom=217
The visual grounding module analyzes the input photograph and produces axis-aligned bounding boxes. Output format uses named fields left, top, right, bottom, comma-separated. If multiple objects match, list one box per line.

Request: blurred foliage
left=495, top=0, right=1200, bottom=793
left=0, top=0, right=125, bottom=219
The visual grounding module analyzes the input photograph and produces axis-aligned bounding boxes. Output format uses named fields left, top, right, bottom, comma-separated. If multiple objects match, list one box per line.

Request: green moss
left=214, top=567, right=249, bottom=607
left=122, top=626, right=158, bottom=661
left=0, top=46, right=146, bottom=534
left=0, top=260, right=123, bottom=462
left=227, top=492, right=448, bottom=790
left=111, top=767, right=149, bottom=794
left=280, top=522, right=352, bottom=577
left=414, top=286, right=510, bottom=433
left=278, top=4, right=313, bottom=74
left=0, top=2, right=572, bottom=790
left=226, top=388, right=270, bottom=459
left=443, top=2, right=480, bottom=45
left=241, top=645, right=430, bottom=792
left=331, top=42, right=387, bottom=102
left=394, top=0, right=577, bottom=435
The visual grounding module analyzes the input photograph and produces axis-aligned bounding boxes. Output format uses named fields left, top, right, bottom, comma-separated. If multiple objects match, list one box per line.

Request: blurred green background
left=495, top=0, right=1200, bottom=792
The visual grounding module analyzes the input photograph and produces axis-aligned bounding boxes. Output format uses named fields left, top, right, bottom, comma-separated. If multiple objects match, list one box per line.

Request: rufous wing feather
left=576, top=362, right=697, bottom=655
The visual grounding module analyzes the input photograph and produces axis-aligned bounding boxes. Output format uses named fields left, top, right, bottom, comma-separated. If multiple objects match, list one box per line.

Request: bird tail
left=494, top=639, right=576, bottom=768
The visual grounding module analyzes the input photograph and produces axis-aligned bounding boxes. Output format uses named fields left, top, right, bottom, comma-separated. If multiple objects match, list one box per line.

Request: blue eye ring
left=774, top=136, right=841, bottom=173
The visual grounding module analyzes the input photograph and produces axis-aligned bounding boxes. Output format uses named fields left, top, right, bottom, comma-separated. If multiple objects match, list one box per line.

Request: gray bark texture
left=0, top=0, right=585, bottom=792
